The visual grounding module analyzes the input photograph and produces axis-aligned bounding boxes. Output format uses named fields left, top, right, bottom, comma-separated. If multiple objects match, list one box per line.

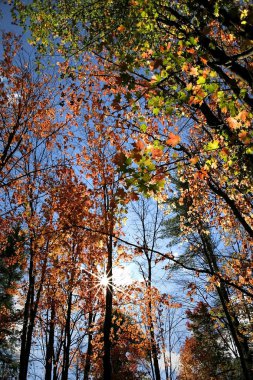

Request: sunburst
left=81, top=265, right=132, bottom=299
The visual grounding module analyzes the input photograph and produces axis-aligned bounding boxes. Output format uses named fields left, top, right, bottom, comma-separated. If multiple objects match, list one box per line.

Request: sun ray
left=81, top=264, right=136, bottom=301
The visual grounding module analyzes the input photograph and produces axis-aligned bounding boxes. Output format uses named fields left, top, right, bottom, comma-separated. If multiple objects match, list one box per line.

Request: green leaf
left=140, top=123, right=147, bottom=132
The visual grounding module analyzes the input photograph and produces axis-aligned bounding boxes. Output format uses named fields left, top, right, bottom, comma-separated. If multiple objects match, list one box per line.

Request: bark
left=147, top=256, right=161, bottom=380
left=103, top=234, right=113, bottom=380
left=45, top=300, right=55, bottom=380
left=53, top=328, right=64, bottom=380
left=83, top=311, right=93, bottom=380
left=19, top=240, right=48, bottom=380
left=149, top=320, right=161, bottom=380
left=19, top=244, right=34, bottom=380
left=61, top=292, right=72, bottom=380
left=162, top=336, right=169, bottom=380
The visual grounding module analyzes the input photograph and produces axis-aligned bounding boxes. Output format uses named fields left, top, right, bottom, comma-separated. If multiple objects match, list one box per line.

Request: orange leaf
left=151, top=147, right=163, bottom=159
left=187, top=48, right=195, bottom=54
left=190, top=156, right=199, bottom=164
left=238, top=110, right=248, bottom=122
left=200, top=57, right=208, bottom=65
left=189, top=66, right=198, bottom=76
left=227, top=117, right=240, bottom=130
left=238, top=130, right=251, bottom=145
left=166, top=132, right=181, bottom=147
left=117, top=25, right=126, bottom=32
left=135, top=140, right=146, bottom=150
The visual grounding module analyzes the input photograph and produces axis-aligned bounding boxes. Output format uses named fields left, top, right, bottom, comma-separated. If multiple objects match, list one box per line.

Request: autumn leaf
left=205, top=140, right=219, bottom=151
left=166, top=132, right=181, bottom=147
left=189, top=66, right=198, bottom=76
left=150, top=146, right=163, bottom=159
left=116, top=188, right=126, bottom=198
left=238, top=130, right=251, bottom=145
left=194, top=168, right=208, bottom=180
left=227, top=117, right=241, bottom=130
left=130, top=192, right=139, bottom=201
left=117, top=25, right=126, bottom=32
left=113, top=152, right=127, bottom=165
left=200, top=56, right=208, bottom=65
left=237, top=110, right=248, bottom=122
left=190, top=156, right=199, bottom=164
left=134, top=140, right=146, bottom=151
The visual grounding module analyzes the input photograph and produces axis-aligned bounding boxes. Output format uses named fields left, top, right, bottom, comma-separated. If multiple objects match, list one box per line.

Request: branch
left=72, top=224, right=253, bottom=298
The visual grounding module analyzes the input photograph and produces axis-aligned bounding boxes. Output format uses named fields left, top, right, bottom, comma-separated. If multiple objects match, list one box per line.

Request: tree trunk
left=19, top=242, right=35, bottom=380
left=83, top=311, right=93, bottom=380
left=103, top=234, right=113, bottom=380
left=200, top=231, right=253, bottom=380
left=45, top=300, right=55, bottom=380
left=147, top=257, right=161, bottom=380
left=19, top=239, right=48, bottom=380
left=62, top=292, right=72, bottom=380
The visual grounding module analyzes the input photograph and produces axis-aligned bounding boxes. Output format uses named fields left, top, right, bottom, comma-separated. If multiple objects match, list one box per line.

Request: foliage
left=178, top=302, right=241, bottom=380
left=91, top=309, right=150, bottom=379
left=0, top=1, right=252, bottom=379
left=0, top=226, right=23, bottom=374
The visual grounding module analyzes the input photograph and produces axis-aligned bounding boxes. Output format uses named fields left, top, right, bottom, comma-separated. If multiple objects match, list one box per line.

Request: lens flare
left=81, top=265, right=135, bottom=302
left=100, top=273, right=109, bottom=287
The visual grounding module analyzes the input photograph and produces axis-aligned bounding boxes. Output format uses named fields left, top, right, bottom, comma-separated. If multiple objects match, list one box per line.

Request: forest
left=0, top=0, right=253, bottom=379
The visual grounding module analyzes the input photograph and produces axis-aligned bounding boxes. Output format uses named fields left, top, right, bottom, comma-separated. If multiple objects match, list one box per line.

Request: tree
left=3, top=2, right=253, bottom=379
left=75, top=124, right=131, bottom=380
left=162, top=178, right=253, bottom=378
left=130, top=198, right=164, bottom=380
left=91, top=309, right=150, bottom=380
left=156, top=300, right=184, bottom=380
left=14, top=0, right=253, bottom=260
left=0, top=32, right=66, bottom=190
left=0, top=31, right=77, bottom=380
left=178, top=302, right=240, bottom=380
left=0, top=226, right=23, bottom=377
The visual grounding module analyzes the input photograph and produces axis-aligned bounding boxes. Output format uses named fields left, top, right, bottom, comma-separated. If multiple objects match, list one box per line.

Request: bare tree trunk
left=149, top=350, right=155, bottom=380
left=45, top=300, right=55, bottom=380
left=149, top=320, right=161, bottom=380
left=158, top=313, right=169, bottom=380
left=53, top=328, right=64, bottom=380
left=19, top=240, right=48, bottom=380
left=147, top=257, right=161, bottom=380
left=83, top=311, right=93, bottom=380
left=103, top=234, right=113, bottom=380
left=62, top=292, right=72, bottom=380
left=19, top=244, right=34, bottom=380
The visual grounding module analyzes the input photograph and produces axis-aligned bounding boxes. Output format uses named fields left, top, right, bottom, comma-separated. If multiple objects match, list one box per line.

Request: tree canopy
left=0, top=1, right=252, bottom=379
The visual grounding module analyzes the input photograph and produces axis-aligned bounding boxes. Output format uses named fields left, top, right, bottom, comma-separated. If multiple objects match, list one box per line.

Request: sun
left=81, top=264, right=135, bottom=300
left=100, top=273, right=109, bottom=288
